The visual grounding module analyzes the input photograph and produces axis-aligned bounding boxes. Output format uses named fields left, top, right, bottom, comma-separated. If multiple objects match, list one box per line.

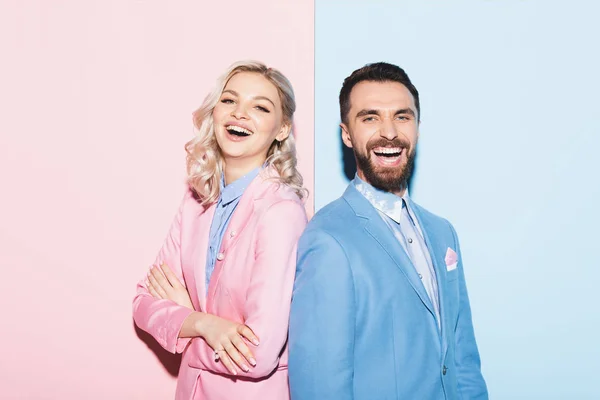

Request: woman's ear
left=275, top=122, right=291, bottom=142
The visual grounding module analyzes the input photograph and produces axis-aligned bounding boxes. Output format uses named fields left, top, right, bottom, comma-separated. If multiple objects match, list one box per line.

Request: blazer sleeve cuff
left=157, top=304, right=195, bottom=354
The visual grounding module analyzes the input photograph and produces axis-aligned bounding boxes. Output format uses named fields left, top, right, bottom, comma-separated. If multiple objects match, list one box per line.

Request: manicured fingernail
left=249, top=358, right=256, bottom=366
left=252, top=339, right=259, bottom=346
left=242, top=364, right=249, bottom=372
left=231, top=369, right=237, bottom=375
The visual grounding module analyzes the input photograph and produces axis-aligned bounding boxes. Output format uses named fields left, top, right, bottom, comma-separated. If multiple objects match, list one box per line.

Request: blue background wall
left=315, top=1, right=600, bottom=398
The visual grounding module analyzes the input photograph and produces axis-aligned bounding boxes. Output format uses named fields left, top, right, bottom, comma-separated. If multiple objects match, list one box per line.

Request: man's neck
left=356, top=170, right=406, bottom=197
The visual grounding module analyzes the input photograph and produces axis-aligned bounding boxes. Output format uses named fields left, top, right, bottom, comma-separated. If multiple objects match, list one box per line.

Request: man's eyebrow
left=356, top=109, right=381, bottom=118
left=394, top=108, right=416, bottom=117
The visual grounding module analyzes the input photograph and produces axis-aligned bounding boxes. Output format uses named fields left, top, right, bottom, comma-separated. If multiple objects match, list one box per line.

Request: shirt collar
left=220, top=167, right=261, bottom=205
left=352, top=175, right=409, bottom=224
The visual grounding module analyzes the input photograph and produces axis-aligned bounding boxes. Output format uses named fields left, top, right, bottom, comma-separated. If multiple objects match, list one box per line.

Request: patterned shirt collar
left=220, top=167, right=261, bottom=205
left=352, top=175, right=410, bottom=224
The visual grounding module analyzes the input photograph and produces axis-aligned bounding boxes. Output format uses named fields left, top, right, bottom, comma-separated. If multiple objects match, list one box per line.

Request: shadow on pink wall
left=134, top=322, right=181, bottom=377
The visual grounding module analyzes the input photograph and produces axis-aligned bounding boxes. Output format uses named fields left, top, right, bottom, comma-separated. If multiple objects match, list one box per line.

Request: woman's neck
left=222, top=157, right=265, bottom=185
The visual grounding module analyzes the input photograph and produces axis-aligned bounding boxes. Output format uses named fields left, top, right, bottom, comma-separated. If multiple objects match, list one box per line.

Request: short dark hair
left=339, top=62, right=420, bottom=124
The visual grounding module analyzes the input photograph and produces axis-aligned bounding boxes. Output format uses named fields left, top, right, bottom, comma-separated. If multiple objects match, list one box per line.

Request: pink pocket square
left=445, top=248, right=458, bottom=271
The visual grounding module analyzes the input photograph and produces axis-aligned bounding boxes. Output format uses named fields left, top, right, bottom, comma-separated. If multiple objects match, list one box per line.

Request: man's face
left=341, top=80, right=419, bottom=195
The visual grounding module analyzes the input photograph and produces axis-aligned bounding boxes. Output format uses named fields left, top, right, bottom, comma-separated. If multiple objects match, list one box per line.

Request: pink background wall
left=0, top=1, right=313, bottom=398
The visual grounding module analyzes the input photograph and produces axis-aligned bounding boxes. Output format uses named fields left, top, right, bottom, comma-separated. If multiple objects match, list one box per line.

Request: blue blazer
left=289, top=185, right=488, bottom=399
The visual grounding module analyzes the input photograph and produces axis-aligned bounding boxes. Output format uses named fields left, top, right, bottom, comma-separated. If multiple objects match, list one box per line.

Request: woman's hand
left=197, top=313, right=260, bottom=375
left=147, top=262, right=194, bottom=310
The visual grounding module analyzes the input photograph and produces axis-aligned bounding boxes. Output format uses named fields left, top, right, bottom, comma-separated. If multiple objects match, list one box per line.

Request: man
left=288, top=62, right=488, bottom=399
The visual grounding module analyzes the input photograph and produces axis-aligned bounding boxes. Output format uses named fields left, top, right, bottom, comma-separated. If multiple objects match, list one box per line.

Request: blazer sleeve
left=448, top=222, right=489, bottom=399
left=288, top=228, right=356, bottom=400
left=132, top=191, right=195, bottom=354
left=186, top=199, right=307, bottom=377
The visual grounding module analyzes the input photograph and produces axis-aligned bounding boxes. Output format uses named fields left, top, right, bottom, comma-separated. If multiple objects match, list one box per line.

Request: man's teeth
left=226, top=125, right=253, bottom=135
left=373, top=147, right=402, bottom=155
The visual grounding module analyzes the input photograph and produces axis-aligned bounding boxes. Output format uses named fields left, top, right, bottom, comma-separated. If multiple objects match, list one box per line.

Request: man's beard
left=354, top=138, right=416, bottom=193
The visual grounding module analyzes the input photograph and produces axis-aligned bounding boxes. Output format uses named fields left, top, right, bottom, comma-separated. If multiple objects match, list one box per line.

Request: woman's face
left=213, top=72, right=289, bottom=166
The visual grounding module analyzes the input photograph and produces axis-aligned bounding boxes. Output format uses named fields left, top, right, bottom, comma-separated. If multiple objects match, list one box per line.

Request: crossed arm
left=145, top=262, right=259, bottom=375
left=132, top=192, right=256, bottom=375
left=132, top=194, right=307, bottom=378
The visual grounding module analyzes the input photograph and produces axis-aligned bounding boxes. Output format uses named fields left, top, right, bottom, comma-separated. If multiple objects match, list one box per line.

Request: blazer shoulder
left=254, top=179, right=306, bottom=216
left=303, top=197, right=356, bottom=238
left=180, top=187, right=211, bottom=215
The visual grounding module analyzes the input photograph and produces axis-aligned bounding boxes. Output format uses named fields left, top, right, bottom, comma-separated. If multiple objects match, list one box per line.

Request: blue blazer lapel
left=343, top=186, right=436, bottom=318
left=408, top=199, right=450, bottom=355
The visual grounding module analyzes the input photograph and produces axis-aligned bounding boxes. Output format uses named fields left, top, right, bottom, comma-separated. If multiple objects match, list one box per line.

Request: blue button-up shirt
left=352, top=176, right=440, bottom=326
left=205, top=168, right=261, bottom=290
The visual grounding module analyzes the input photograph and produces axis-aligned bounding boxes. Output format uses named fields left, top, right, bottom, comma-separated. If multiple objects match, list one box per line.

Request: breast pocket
left=441, top=268, right=460, bottom=320
left=445, top=267, right=459, bottom=282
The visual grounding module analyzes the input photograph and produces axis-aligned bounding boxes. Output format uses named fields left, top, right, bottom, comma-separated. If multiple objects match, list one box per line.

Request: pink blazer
left=133, top=169, right=307, bottom=400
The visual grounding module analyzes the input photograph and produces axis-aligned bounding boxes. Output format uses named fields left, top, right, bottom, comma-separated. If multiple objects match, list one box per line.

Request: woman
left=133, top=61, right=308, bottom=400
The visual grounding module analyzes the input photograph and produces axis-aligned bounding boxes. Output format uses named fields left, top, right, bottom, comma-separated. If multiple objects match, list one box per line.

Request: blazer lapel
left=191, top=203, right=216, bottom=313
left=343, top=186, right=436, bottom=318
left=408, top=199, right=450, bottom=354
left=205, top=171, right=264, bottom=306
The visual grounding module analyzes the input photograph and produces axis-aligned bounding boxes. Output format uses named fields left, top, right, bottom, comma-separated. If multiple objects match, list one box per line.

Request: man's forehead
left=349, top=80, right=415, bottom=109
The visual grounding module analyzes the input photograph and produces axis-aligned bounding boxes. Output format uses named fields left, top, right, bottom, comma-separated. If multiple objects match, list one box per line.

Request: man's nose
left=379, top=118, right=398, bottom=140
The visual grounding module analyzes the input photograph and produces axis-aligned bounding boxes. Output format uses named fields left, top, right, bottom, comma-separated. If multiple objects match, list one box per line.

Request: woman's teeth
left=226, top=125, right=253, bottom=136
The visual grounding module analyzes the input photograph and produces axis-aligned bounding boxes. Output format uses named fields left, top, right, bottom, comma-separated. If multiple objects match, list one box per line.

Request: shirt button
left=442, top=365, right=447, bottom=375
left=408, top=238, right=413, bottom=244
left=216, top=253, right=224, bottom=261
left=230, top=230, right=236, bottom=238
left=418, top=273, right=423, bottom=279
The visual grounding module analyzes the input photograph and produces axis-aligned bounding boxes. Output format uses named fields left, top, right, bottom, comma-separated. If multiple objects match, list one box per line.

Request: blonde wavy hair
left=185, top=61, right=306, bottom=206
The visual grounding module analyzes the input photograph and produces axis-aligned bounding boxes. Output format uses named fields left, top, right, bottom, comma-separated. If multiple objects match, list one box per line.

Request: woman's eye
left=221, top=98, right=234, bottom=104
left=256, top=106, right=270, bottom=113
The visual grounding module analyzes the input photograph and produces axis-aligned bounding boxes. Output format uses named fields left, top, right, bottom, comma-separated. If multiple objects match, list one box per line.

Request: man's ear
left=341, top=123, right=353, bottom=148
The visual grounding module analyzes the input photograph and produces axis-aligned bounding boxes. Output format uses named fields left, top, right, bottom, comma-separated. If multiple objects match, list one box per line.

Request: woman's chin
left=220, top=148, right=250, bottom=161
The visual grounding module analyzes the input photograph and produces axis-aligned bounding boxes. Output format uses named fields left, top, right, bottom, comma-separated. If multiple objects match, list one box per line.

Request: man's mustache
left=366, top=138, right=411, bottom=151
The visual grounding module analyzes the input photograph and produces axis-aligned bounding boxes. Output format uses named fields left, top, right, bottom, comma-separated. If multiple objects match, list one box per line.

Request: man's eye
left=363, top=117, right=375, bottom=122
